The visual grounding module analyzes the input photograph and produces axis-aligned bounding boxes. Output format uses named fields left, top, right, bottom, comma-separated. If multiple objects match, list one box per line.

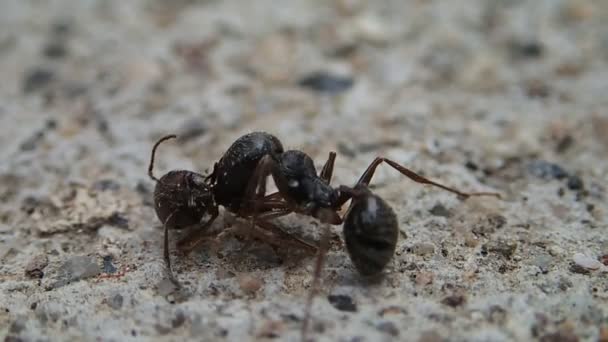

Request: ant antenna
left=148, top=134, right=177, bottom=182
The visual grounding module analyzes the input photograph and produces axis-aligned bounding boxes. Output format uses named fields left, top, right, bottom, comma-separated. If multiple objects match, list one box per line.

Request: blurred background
left=1, top=0, right=607, bottom=341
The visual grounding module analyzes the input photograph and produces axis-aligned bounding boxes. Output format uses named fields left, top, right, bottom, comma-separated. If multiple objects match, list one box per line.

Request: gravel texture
left=1, top=0, right=607, bottom=341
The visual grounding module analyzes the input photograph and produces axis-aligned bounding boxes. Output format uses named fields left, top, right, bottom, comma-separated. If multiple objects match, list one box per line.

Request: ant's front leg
left=355, top=157, right=501, bottom=199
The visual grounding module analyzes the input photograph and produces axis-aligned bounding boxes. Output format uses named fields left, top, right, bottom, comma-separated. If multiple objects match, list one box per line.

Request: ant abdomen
left=153, top=170, right=213, bottom=229
left=343, top=189, right=399, bottom=277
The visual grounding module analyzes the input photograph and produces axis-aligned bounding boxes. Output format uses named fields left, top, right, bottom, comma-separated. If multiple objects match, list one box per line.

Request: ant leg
left=253, top=212, right=318, bottom=252
left=239, top=155, right=280, bottom=239
left=301, top=223, right=331, bottom=341
left=319, top=151, right=337, bottom=184
left=176, top=208, right=220, bottom=253
left=162, top=211, right=180, bottom=287
left=355, top=157, right=501, bottom=199
left=148, top=134, right=177, bottom=182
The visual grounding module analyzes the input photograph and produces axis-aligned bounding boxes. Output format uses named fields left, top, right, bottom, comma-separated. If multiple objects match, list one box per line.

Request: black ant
left=147, top=132, right=318, bottom=284
left=230, top=149, right=499, bottom=339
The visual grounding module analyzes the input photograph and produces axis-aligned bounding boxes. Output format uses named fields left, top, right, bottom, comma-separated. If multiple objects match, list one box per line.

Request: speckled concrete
left=1, top=0, right=607, bottom=341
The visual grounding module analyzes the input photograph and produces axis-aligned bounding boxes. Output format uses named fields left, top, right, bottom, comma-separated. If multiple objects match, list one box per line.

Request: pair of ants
left=147, top=131, right=499, bottom=339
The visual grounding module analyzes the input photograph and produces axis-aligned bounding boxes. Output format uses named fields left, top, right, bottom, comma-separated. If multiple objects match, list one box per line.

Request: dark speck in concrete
left=527, top=160, right=568, bottom=180
left=429, top=203, right=451, bottom=217
left=441, top=295, right=466, bottom=308
left=22, top=67, right=55, bottom=94
left=102, top=255, right=117, bottom=274
left=108, top=294, right=123, bottom=310
left=566, top=175, right=584, bottom=191
left=328, top=295, right=357, bottom=312
left=298, top=72, right=354, bottom=94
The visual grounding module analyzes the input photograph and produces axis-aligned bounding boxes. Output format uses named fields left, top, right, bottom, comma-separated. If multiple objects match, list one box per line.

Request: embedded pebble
left=328, top=295, right=357, bottom=312
left=24, top=254, right=49, bottom=279
left=238, top=273, right=263, bottom=295
left=50, top=256, right=100, bottom=288
left=22, top=67, right=55, bottom=93
left=298, top=72, right=354, bottom=94
left=572, top=253, right=602, bottom=271
left=411, top=243, right=435, bottom=256
left=527, top=160, right=569, bottom=180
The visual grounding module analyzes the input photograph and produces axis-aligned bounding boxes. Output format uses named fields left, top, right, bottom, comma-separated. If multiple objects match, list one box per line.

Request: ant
left=147, top=132, right=318, bottom=284
left=229, top=149, right=499, bottom=340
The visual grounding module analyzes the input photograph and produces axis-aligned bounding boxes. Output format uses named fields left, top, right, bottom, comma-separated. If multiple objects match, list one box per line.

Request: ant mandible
left=147, top=132, right=317, bottom=284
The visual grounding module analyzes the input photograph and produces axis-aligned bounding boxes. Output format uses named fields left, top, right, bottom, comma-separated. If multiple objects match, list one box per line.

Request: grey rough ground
left=1, top=0, right=607, bottom=341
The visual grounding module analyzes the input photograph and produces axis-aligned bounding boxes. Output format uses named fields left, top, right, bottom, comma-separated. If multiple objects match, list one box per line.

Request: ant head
left=274, top=150, right=338, bottom=212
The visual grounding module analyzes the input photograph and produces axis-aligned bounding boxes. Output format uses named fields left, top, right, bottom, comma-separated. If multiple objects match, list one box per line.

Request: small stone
left=441, top=294, right=466, bottom=307
left=102, top=256, right=117, bottom=274
left=22, top=67, right=55, bottom=94
left=353, top=13, right=390, bottom=45
left=483, top=239, right=517, bottom=259
left=527, top=160, right=568, bottom=180
left=238, top=274, right=263, bottom=295
left=24, top=254, right=49, bottom=279
left=43, top=42, right=68, bottom=59
left=429, top=203, right=451, bottom=217
left=51, top=256, right=100, bottom=288
left=61, top=256, right=99, bottom=279
left=414, top=271, right=434, bottom=286
left=256, top=320, right=285, bottom=339
left=108, top=294, right=123, bottom=310
left=511, top=39, right=544, bottom=59
left=378, top=306, right=407, bottom=317
left=548, top=245, right=565, bottom=257
left=572, top=253, right=602, bottom=271
left=328, top=294, right=357, bottom=312
left=567, top=175, right=584, bottom=191
left=298, top=72, right=354, bottom=95
left=376, top=321, right=399, bottom=337
left=411, top=242, right=435, bottom=256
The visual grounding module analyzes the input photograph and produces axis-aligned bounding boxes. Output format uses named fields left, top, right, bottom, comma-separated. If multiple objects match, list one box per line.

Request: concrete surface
left=1, top=0, right=607, bottom=341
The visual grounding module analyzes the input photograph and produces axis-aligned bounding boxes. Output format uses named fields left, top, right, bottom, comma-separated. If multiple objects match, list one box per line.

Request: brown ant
left=147, top=132, right=318, bottom=284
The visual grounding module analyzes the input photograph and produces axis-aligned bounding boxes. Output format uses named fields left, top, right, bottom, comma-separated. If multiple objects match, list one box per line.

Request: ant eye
left=288, top=179, right=299, bottom=188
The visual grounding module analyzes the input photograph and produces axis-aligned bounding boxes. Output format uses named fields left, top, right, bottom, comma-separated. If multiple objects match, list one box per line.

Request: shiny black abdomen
left=343, top=191, right=399, bottom=276
left=212, top=132, right=284, bottom=211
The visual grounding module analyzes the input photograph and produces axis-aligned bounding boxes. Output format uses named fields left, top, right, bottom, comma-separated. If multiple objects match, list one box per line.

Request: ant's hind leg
left=355, top=157, right=501, bottom=199
left=301, top=224, right=331, bottom=341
